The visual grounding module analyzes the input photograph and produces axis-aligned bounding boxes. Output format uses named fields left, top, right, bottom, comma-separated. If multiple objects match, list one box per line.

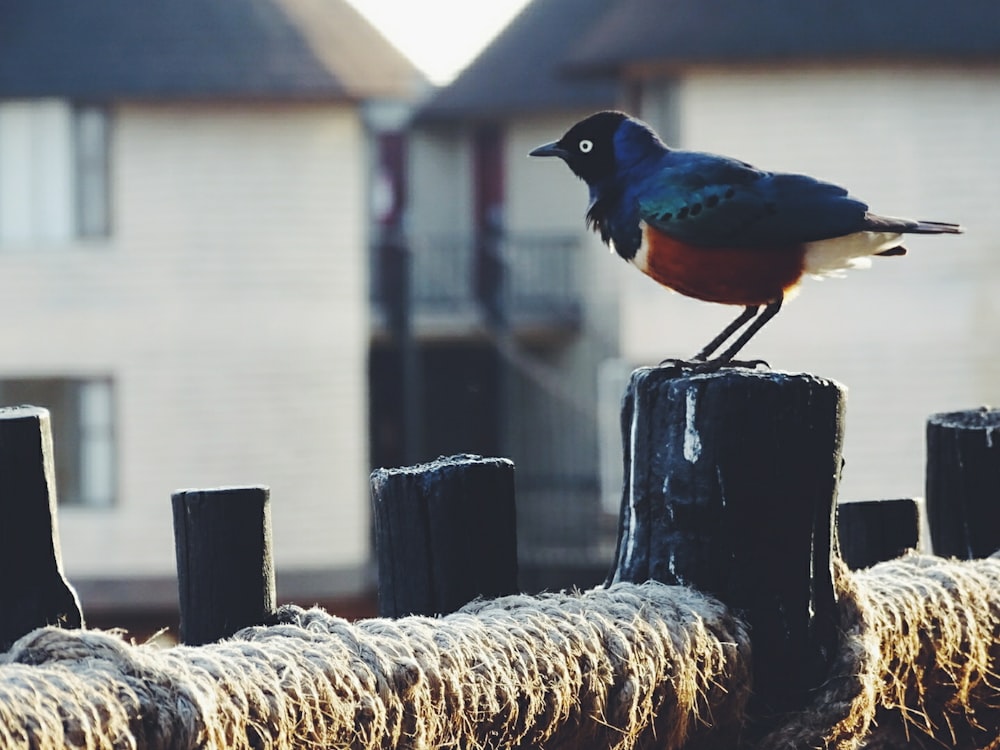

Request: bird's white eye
left=579, top=139, right=593, bottom=153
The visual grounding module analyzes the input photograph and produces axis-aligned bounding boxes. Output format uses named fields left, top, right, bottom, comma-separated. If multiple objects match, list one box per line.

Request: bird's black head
left=529, top=110, right=629, bottom=186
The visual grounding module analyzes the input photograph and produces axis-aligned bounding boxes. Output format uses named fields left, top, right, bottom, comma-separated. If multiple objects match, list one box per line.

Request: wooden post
left=926, top=408, right=1000, bottom=558
left=610, top=366, right=843, bottom=727
left=0, top=406, right=83, bottom=650
left=371, top=454, right=518, bottom=617
left=172, top=486, right=276, bottom=645
left=837, top=499, right=920, bottom=569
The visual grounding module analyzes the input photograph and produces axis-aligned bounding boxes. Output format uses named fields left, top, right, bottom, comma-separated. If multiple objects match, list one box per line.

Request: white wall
left=623, top=67, right=1000, bottom=501
left=407, top=125, right=473, bottom=240
left=0, top=102, right=370, bottom=580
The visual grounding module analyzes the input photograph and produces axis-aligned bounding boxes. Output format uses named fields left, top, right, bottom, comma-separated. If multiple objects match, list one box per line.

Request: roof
left=0, top=0, right=426, bottom=101
left=417, top=0, right=618, bottom=122
left=567, top=0, right=1000, bottom=73
left=419, top=0, right=1000, bottom=121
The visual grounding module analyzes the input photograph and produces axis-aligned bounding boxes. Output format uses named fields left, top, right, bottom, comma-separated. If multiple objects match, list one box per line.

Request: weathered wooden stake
left=610, top=366, right=843, bottom=726
left=371, top=454, right=518, bottom=617
left=926, top=408, right=1000, bottom=558
left=837, top=499, right=920, bottom=569
left=0, top=406, right=83, bottom=650
left=172, top=486, right=276, bottom=645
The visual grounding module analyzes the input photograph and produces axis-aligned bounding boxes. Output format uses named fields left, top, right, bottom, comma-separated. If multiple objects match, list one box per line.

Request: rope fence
left=2, top=388, right=999, bottom=748
left=1, top=554, right=998, bottom=749
left=0, top=582, right=748, bottom=750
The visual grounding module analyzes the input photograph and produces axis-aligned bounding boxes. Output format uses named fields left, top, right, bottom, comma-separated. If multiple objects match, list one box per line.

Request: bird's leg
left=694, top=305, right=760, bottom=361
left=711, top=296, right=784, bottom=364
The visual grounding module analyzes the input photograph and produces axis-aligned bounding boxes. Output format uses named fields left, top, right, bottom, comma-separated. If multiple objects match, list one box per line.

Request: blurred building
left=0, top=0, right=426, bottom=631
left=383, top=0, right=623, bottom=590
left=401, top=0, right=1000, bottom=584
left=4, top=0, right=1000, bottom=631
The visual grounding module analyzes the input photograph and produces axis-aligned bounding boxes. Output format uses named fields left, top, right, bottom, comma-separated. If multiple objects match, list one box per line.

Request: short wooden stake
left=926, top=408, right=1000, bottom=558
left=0, top=406, right=83, bottom=650
left=837, top=499, right=920, bottom=569
left=610, top=366, right=843, bottom=726
left=172, top=486, right=276, bottom=645
left=371, top=454, right=518, bottom=617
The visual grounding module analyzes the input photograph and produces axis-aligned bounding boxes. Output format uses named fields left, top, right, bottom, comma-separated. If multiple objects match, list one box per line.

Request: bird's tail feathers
left=904, top=219, right=964, bottom=234
left=864, top=213, right=964, bottom=235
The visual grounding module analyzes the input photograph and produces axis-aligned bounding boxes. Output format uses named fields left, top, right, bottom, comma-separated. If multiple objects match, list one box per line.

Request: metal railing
left=502, top=233, right=579, bottom=322
left=371, top=231, right=582, bottom=329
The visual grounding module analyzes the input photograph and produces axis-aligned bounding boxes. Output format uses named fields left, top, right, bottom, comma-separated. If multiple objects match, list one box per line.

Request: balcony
left=371, top=231, right=582, bottom=341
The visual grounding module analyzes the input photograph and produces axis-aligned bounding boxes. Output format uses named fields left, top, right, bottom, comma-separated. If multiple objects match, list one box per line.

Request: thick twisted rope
left=760, top=554, right=1000, bottom=750
left=0, top=581, right=750, bottom=750
left=2, top=555, right=998, bottom=749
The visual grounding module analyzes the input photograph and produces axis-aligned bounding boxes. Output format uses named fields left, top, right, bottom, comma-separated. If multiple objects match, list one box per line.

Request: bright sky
left=346, top=0, right=532, bottom=84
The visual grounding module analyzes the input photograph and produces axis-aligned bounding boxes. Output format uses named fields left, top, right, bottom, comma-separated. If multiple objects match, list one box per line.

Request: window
left=0, top=377, right=116, bottom=507
left=73, top=104, right=111, bottom=238
left=0, top=100, right=111, bottom=243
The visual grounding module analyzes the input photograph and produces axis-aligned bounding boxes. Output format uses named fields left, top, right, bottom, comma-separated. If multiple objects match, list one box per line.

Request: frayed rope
left=1, top=555, right=998, bottom=749
left=0, top=581, right=750, bottom=750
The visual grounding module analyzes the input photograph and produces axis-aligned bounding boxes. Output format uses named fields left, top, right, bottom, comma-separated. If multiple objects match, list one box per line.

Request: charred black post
left=610, top=366, right=844, bottom=726
left=0, top=406, right=83, bottom=651
left=172, top=486, right=276, bottom=645
left=371, top=454, right=518, bottom=617
left=837, top=499, right=921, bottom=569
left=926, top=408, right=1000, bottom=558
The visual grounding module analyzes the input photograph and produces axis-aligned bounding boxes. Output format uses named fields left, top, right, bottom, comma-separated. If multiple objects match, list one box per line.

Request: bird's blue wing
left=633, top=152, right=869, bottom=247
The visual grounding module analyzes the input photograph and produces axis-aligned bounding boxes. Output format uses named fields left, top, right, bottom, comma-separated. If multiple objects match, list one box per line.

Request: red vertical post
left=473, top=125, right=506, bottom=323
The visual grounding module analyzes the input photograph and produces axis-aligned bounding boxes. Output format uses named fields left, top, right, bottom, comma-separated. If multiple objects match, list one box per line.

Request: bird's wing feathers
left=635, top=152, right=869, bottom=247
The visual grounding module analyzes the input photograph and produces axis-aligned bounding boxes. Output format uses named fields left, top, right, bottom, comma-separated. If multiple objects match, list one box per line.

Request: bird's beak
left=529, top=141, right=568, bottom=159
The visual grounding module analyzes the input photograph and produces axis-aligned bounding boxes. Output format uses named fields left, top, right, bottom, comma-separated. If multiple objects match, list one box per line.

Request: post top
left=371, top=454, right=514, bottom=480
left=928, top=407, right=1000, bottom=430
left=172, top=485, right=270, bottom=499
left=0, top=405, right=50, bottom=421
left=631, top=365, right=845, bottom=391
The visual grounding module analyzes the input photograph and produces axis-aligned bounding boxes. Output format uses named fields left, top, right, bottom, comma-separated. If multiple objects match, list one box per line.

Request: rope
left=759, top=554, right=1000, bottom=749
left=0, top=581, right=750, bottom=750
left=2, top=555, right=998, bottom=748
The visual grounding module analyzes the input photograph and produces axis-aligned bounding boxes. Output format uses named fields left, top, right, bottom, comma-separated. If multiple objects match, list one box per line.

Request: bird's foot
left=656, top=357, right=770, bottom=374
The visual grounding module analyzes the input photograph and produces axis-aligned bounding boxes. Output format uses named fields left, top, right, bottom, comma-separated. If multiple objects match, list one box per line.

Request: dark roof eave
left=0, top=0, right=427, bottom=106
left=415, top=93, right=618, bottom=126
left=0, top=79, right=432, bottom=104
left=564, top=0, right=1000, bottom=74
left=416, top=66, right=619, bottom=125
left=0, top=88, right=360, bottom=103
left=564, top=53, right=1000, bottom=78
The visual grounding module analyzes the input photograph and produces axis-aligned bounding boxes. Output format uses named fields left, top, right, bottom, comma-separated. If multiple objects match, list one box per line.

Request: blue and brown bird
left=530, top=111, right=962, bottom=366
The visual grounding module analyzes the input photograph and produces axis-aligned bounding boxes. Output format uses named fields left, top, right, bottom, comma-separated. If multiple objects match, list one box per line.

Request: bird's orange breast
left=634, top=226, right=806, bottom=306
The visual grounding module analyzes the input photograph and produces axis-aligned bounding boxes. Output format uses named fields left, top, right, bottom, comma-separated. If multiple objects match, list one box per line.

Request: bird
left=529, top=111, right=963, bottom=367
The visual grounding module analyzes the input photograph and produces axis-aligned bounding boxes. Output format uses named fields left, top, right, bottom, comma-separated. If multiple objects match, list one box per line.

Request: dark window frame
left=72, top=102, right=112, bottom=240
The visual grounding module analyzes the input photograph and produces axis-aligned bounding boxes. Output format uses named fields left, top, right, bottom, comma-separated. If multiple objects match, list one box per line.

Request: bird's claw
left=656, top=357, right=770, bottom=373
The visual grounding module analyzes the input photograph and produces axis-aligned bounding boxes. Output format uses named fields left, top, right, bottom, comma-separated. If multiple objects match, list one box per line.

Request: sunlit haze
left=347, top=0, right=532, bottom=84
